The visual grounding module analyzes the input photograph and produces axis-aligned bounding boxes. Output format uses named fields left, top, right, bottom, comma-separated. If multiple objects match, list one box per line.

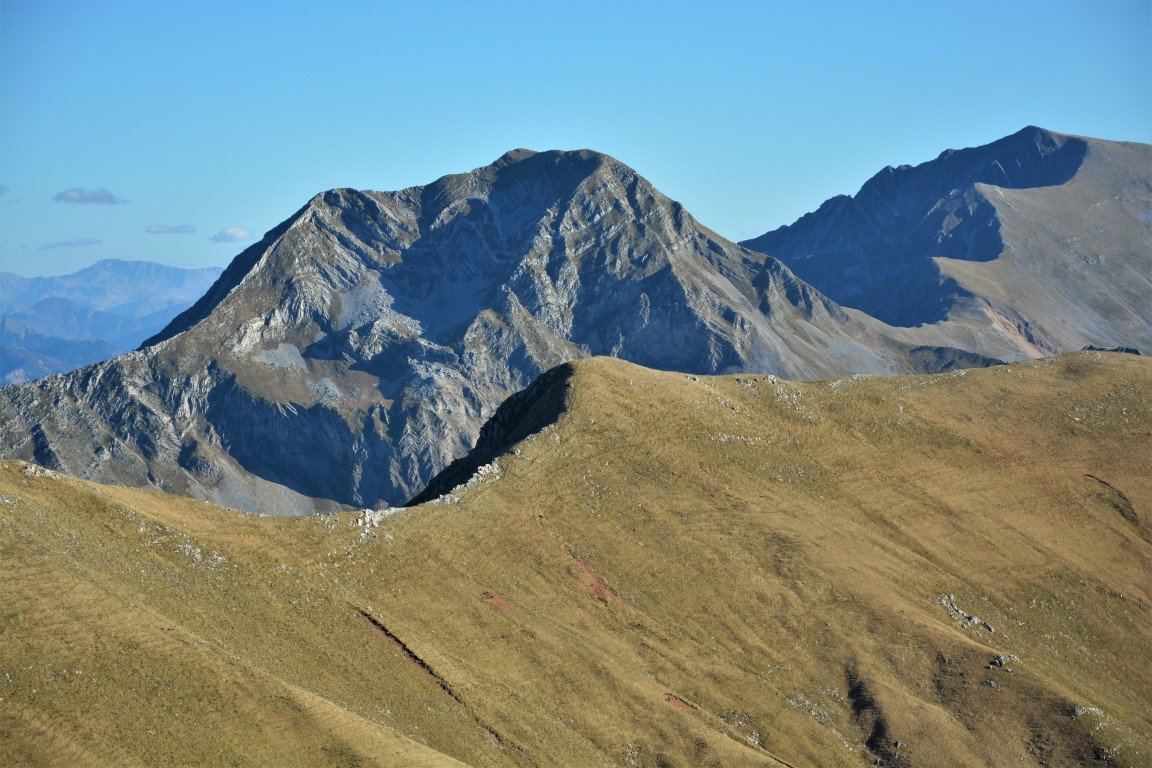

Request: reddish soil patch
left=664, top=693, right=706, bottom=722
left=480, top=590, right=522, bottom=614
left=575, top=556, right=618, bottom=601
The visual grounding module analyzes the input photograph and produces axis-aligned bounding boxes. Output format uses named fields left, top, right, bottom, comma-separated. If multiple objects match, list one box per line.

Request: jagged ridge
left=1, top=148, right=987, bottom=513
left=742, top=126, right=1152, bottom=358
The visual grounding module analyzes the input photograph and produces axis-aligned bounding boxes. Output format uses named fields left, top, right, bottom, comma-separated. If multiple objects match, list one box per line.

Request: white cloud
left=52, top=187, right=127, bottom=205
left=146, top=224, right=196, bottom=234
left=209, top=226, right=252, bottom=243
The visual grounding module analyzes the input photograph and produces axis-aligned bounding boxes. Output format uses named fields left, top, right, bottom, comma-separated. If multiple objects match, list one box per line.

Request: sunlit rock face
left=0, top=148, right=975, bottom=513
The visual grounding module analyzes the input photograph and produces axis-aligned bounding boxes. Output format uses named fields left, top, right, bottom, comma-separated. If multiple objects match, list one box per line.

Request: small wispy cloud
left=52, top=187, right=127, bottom=205
left=209, top=226, right=251, bottom=243
left=146, top=224, right=196, bottom=234
left=40, top=238, right=102, bottom=250
left=0, top=185, right=7, bottom=199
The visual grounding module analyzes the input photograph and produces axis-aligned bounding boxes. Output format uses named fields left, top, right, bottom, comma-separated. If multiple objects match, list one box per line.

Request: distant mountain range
left=0, top=128, right=1147, bottom=514
left=0, top=260, right=223, bottom=384
left=742, top=126, right=1151, bottom=358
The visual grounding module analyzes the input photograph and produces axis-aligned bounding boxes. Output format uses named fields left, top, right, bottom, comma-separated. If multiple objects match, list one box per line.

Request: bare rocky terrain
left=0, top=149, right=983, bottom=514
left=742, top=127, right=1152, bottom=359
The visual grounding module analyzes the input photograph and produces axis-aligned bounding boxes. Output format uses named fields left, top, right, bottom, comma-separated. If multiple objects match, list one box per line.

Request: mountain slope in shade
left=742, top=127, right=1152, bottom=359
left=2, top=352, right=1149, bottom=766
left=0, top=318, right=119, bottom=385
left=0, top=150, right=977, bottom=513
left=0, top=260, right=222, bottom=384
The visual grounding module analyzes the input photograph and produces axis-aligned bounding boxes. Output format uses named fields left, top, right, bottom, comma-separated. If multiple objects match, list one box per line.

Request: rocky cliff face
left=0, top=149, right=979, bottom=513
left=743, top=127, right=1152, bottom=359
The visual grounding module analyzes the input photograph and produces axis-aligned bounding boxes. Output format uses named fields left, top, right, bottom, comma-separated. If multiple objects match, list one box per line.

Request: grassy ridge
left=2, top=351, right=1150, bottom=766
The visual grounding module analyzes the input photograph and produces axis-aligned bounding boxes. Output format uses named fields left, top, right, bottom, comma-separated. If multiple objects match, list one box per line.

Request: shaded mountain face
left=742, top=127, right=1152, bottom=359
left=0, top=150, right=972, bottom=513
left=0, top=260, right=222, bottom=384
left=0, top=317, right=119, bottom=385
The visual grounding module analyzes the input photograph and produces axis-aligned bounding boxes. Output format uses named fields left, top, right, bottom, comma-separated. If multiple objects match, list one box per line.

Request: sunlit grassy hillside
left=2, top=351, right=1149, bottom=767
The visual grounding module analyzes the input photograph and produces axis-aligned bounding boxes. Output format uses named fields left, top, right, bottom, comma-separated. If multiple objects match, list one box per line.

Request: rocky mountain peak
left=742, top=128, right=1150, bottom=355
left=2, top=148, right=986, bottom=513
left=850, top=125, right=1087, bottom=210
left=491, top=147, right=539, bottom=167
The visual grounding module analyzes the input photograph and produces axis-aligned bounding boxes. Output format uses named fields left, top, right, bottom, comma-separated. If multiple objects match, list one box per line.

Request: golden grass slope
left=2, top=351, right=1150, bottom=767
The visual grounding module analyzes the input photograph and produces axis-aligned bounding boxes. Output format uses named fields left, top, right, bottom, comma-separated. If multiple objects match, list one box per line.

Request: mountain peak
left=491, top=147, right=539, bottom=167
left=482, top=147, right=630, bottom=178
left=2, top=145, right=966, bottom=514
left=1013, top=123, right=1062, bottom=140
left=742, top=126, right=1150, bottom=353
left=141, top=148, right=646, bottom=350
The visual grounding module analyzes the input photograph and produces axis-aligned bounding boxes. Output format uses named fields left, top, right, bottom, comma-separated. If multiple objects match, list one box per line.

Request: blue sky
left=1, top=0, right=1149, bottom=276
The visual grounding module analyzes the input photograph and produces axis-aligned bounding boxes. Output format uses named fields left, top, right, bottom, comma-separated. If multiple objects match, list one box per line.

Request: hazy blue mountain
left=0, top=150, right=983, bottom=514
left=0, top=259, right=223, bottom=317
left=0, top=259, right=222, bottom=384
left=0, top=317, right=119, bottom=384
left=742, top=126, right=1152, bottom=360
